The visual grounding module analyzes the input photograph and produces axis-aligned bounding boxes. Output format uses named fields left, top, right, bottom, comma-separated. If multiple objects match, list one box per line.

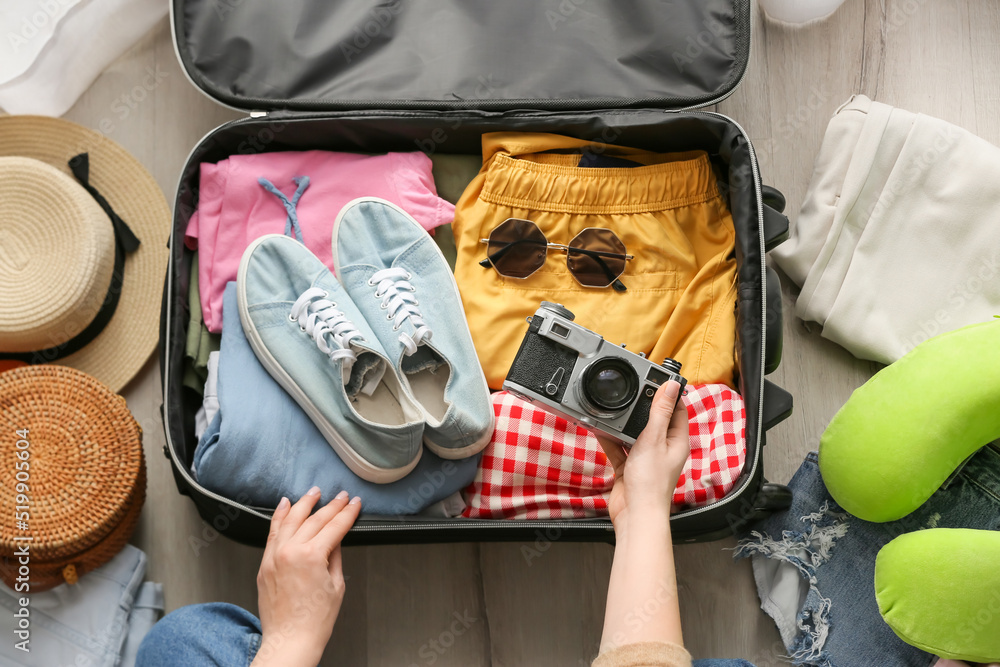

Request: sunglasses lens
left=487, top=218, right=548, bottom=278
left=567, top=228, right=628, bottom=287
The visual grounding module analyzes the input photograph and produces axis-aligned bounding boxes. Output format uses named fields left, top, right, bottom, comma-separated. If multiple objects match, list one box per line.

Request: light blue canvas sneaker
left=331, top=198, right=494, bottom=460
left=237, top=234, right=424, bottom=483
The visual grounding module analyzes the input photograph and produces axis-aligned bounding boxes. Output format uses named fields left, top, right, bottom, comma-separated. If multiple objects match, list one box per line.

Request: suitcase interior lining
left=174, top=0, right=750, bottom=112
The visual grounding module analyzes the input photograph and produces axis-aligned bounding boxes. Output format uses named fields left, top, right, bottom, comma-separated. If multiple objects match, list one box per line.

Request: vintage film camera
left=503, top=302, right=687, bottom=446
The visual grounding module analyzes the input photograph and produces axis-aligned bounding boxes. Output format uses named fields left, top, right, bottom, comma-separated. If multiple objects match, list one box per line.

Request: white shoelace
left=369, top=267, right=432, bottom=355
left=289, top=287, right=365, bottom=370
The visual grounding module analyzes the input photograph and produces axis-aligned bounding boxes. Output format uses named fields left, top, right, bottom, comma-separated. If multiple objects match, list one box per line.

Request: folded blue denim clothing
left=0, top=544, right=163, bottom=667
left=734, top=446, right=1000, bottom=667
left=192, top=282, right=480, bottom=514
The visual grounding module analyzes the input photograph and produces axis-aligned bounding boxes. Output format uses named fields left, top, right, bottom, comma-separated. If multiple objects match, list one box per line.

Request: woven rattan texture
left=0, top=365, right=145, bottom=589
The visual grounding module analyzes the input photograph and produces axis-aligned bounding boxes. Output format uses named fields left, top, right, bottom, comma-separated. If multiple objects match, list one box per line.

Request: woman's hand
left=597, top=380, right=691, bottom=534
left=596, top=381, right=690, bottom=651
left=250, top=488, right=361, bottom=667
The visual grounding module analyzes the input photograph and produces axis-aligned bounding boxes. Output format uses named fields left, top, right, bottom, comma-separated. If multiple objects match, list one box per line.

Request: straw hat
left=0, top=115, right=170, bottom=392
left=0, top=365, right=145, bottom=592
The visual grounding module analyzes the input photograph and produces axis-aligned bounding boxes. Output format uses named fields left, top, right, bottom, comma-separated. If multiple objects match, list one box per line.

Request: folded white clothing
left=194, top=350, right=220, bottom=441
left=0, top=0, right=83, bottom=84
left=418, top=491, right=469, bottom=518
left=772, top=94, right=1000, bottom=364
left=0, top=0, right=167, bottom=116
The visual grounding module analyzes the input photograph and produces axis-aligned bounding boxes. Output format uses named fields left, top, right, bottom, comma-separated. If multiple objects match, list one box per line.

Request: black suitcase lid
left=172, top=0, right=750, bottom=113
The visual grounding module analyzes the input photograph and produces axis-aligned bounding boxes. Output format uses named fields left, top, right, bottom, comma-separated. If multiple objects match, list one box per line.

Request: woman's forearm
left=250, top=638, right=323, bottom=667
left=600, top=508, right=684, bottom=652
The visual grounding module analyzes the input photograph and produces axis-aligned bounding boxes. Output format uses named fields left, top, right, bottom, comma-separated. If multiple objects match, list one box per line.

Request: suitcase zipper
left=660, top=110, right=766, bottom=519
left=349, top=520, right=613, bottom=533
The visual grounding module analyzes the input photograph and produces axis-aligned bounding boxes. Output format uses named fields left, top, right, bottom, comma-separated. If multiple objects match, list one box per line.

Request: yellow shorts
left=453, top=132, right=738, bottom=390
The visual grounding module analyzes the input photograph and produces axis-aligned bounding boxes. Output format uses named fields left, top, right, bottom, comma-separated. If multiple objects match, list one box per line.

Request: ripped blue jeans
left=735, top=445, right=1000, bottom=667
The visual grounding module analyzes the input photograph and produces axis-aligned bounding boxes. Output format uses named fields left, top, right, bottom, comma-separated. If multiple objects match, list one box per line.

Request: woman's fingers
left=666, top=395, right=691, bottom=450
left=328, top=544, right=343, bottom=580
left=265, top=496, right=291, bottom=551
left=313, top=496, right=362, bottom=556
left=630, top=381, right=681, bottom=454
left=648, top=381, right=681, bottom=436
left=296, top=490, right=351, bottom=543
left=596, top=434, right=628, bottom=477
left=277, top=487, right=323, bottom=543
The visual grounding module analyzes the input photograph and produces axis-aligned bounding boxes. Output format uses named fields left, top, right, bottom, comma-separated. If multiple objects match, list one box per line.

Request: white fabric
left=758, top=0, right=846, bottom=24
left=417, top=491, right=469, bottom=518
left=0, top=0, right=83, bottom=83
left=370, top=267, right=432, bottom=355
left=750, top=554, right=808, bottom=649
left=194, top=351, right=220, bottom=440
left=772, top=94, right=1000, bottom=364
left=0, top=0, right=167, bottom=116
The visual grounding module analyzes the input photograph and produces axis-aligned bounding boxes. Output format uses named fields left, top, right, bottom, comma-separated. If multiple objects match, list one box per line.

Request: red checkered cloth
left=461, top=384, right=746, bottom=520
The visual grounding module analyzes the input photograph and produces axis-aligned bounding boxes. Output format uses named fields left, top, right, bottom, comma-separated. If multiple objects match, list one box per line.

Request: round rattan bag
left=0, top=365, right=145, bottom=592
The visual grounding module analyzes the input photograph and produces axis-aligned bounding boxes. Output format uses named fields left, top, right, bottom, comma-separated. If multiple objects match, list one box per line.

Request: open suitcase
left=160, top=0, right=795, bottom=547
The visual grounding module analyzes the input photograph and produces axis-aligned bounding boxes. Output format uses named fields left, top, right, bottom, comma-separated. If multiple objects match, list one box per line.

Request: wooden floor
left=54, top=2, right=999, bottom=664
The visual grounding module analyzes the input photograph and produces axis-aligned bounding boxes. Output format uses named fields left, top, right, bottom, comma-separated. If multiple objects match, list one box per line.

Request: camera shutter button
left=540, top=301, right=575, bottom=320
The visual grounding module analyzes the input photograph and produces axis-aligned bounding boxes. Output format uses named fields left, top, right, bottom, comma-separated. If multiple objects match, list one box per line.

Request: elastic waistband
left=480, top=151, right=719, bottom=215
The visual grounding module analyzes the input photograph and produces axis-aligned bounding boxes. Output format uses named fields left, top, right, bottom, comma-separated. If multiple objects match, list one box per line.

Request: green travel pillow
left=876, top=528, right=1000, bottom=662
left=819, top=318, right=1000, bottom=522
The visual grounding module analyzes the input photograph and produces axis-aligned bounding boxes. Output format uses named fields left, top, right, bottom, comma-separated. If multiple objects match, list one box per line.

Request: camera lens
left=581, top=359, right=639, bottom=413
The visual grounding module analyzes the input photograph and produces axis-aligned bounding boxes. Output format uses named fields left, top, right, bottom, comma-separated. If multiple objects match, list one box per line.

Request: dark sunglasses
left=479, top=218, right=634, bottom=291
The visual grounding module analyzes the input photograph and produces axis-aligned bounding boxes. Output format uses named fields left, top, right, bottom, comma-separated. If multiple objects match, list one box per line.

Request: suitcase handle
left=762, top=203, right=790, bottom=252
left=760, top=184, right=789, bottom=251
left=764, top=264, right=783, bottom=374
left=761, top=379, right=793, bottom=433
left=761, top=184, right=787, bottom=213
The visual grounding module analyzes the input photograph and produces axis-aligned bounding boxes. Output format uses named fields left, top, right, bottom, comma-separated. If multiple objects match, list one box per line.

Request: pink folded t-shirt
left=185, top=150, right=455, bottom=332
